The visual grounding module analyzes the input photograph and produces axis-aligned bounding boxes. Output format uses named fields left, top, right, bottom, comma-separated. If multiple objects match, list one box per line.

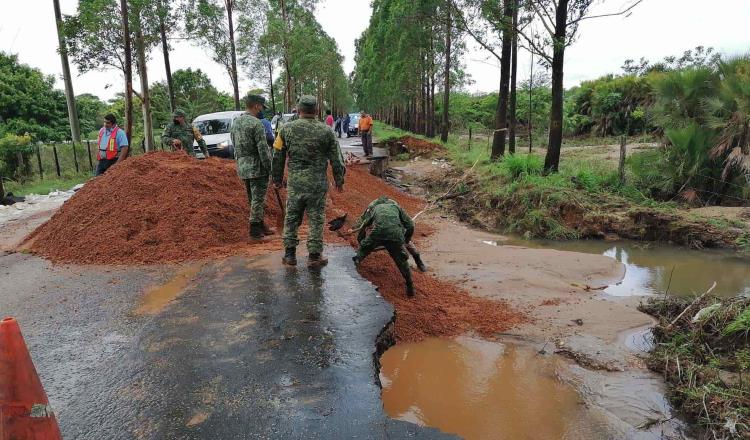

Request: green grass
left=4, top=175, right=89, bottom=196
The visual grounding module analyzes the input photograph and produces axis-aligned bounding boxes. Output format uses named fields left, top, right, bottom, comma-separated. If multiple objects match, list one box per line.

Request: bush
left=498, top=153, right=543, bottom=180
left=0, top=134, right=33, bottom=180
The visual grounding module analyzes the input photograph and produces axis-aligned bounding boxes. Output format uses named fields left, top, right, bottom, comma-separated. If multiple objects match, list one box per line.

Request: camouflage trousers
left=243, top=177, right=269, bottom=224
left=356, top=237, right=413, bottom=289
left=282, top=189, right=327, bottom=254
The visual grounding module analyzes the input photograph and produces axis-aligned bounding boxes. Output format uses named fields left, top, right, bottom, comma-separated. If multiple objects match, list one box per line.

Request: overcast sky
left=2, top=0, right=750, bottom=102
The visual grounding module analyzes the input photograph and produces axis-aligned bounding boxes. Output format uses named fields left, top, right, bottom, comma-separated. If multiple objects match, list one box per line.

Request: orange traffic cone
left=0, top=317, right=62, bottom=440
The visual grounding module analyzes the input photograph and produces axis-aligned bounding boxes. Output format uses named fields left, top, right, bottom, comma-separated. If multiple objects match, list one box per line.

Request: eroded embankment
left=420, top=166, right=748, bottom=250
left=24, top=152, right=525, bottom=343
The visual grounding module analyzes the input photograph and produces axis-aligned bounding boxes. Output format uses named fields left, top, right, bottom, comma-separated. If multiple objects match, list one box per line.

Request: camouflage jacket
left=271, top=117, right=345, bottom=193
left=231, top=113, right=271, bottom=179
left=354, top=197, right=414, bottom=243
left=161, top=122, right=207, bottom=156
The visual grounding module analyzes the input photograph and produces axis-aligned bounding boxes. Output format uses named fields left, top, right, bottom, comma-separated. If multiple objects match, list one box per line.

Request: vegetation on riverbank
left=640, top=295, right=750, bottom=439
left=375, top=122, right=750, bottom=249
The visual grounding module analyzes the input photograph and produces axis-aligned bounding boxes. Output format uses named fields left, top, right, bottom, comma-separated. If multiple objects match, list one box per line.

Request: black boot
left=308, top=253, right=328, bottom=268
left=250, top=222, right=264, bottom=240
left=413, top=253, right=427, bottom=273
left=282, top=247, right=297, bottom=266
left=261, top=222, right=277, bottom=236
left=406, top=281, right=415, bottom=298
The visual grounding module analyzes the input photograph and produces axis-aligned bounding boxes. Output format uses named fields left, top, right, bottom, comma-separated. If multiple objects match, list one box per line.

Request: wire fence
left=14, top=139, right=159, bottom=181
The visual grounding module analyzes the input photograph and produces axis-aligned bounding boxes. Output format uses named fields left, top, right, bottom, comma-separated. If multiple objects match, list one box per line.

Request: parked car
left=192, top=111, right=245, bottom=158
left=347, top=113, right=361, bottom=136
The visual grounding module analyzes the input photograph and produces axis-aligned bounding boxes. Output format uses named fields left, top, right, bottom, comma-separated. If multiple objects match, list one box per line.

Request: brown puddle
left=135, top=265, right=202, bottom=315
left=380, top=337, right=603, bottom=440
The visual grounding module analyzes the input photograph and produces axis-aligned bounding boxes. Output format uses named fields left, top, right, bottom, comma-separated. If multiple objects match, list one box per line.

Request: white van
left=192, top=111, right=245, bottom=158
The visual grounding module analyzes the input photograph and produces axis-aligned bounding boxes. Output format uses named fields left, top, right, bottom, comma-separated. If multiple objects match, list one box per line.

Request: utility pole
left=53, top=0, right=81, bottom=142
left=120, top=0, right=134, bottom=146
left=528, top=51, right=533, bottom=154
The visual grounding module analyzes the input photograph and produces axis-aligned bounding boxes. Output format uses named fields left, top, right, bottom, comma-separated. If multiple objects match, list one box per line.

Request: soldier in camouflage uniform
left=352, top=197, right=417, bottom=297
left=272, top=95, right=346, bottom=268
left=161, top=109, right=209, bottom=157
left=232, top=95, right=275, bottom=240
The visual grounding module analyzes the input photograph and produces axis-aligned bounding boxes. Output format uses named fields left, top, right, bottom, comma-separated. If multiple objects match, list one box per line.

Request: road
left=0, top=135, right=454, bottom=439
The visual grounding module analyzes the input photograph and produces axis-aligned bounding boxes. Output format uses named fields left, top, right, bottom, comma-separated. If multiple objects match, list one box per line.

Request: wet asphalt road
left=0, top=247, right=455, bottom=439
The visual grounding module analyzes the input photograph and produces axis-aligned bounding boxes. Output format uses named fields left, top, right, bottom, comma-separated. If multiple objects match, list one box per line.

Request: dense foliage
left=352, top=0, right=465, bottom=136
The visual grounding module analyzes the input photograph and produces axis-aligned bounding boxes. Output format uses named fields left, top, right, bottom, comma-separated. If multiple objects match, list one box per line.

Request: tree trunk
left=135, top=22, right=154, bottom=152
left=440, top=4, right=451, bottom=143
left=159, top=7, right=176, bottom=112
left=491, top=0, right=514, bottom=160
left=120, top=0, right=133, bottom=145
left=280, top=0, right=293, bottom=111
left=544, top=0, right=568, bottom=173
left=53, top=0, right=81, bottom=142
left=508, top=1, right=518, bottom=154
left=225, top=0, right=240, bottom=110
left=267, top=54, right=276, bottom=113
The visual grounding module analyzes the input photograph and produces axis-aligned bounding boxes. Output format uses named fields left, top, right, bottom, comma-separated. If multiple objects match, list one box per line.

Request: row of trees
left=49, top=0, right=351, bottom=151
left=352, top=0, right=467, bottom=142
left=354, top=0, right=643, bottom=172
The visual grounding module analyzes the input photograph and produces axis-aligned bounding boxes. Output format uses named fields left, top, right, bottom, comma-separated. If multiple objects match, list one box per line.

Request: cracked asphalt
left=0, top=246, right=454, bottom=439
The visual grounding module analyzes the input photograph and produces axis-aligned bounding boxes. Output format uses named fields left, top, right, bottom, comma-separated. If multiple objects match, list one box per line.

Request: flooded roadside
left=380, top=337, right=612, bottom=439
left=497, top=237, right=750, bottom=298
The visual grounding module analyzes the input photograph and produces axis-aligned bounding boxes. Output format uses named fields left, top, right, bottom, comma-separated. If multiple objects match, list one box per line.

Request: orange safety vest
left=97, top=126, right=121, bottom=160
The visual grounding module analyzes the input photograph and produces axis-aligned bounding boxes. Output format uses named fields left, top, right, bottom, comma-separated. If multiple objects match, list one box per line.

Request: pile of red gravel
left=399, top=136, right=445, bottom=157
left=25, top=151, right=525, bottom=342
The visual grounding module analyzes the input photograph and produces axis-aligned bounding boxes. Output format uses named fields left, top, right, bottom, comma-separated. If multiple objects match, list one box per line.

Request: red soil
left=399, top=136, right=445, bottom=157
left=25, top=151, right=525, bottom=342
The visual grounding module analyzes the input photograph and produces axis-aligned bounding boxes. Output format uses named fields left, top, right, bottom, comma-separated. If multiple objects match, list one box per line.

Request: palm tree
left=705, top=56, right=750, bottom=181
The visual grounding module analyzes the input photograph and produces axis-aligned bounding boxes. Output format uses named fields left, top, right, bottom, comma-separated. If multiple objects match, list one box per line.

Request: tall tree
left=157, top=0, right=177, bottom=112
left=132, top=2, right=155, bottom=151
left=520, top=0, right=643, bottom=172
left=441, top=2, right=452, bottom=142
left=53, top=0, right=82, bottom=142
left=491, top=0, right=514, bottom=159
left=508, top=1, right=519, bottom=154
left=121, top=0, right=134, bottom=143
left=184, top=0, right=241, bottom=110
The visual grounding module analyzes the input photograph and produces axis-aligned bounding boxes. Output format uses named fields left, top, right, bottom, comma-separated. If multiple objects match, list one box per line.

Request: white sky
left=1, top=0, right=749, bottom=101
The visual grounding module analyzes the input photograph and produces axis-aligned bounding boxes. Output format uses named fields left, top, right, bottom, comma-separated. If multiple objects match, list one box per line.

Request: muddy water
left=380, top=337, right=611, bottom=440
left=497, top=238, right=750, bottom=298
left=134, top=265, right=201, bottom=315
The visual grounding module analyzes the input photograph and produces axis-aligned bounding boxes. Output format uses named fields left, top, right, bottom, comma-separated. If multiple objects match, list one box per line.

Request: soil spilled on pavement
left=24, top=152, right=525, bottom=342
left=134, top=264, right=202, bottom=315
left=380, top=337, right=607, bottom=439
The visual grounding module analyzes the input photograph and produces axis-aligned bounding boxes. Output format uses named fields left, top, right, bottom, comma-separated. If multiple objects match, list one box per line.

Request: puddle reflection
left=380, top=337, right=600, bottom=440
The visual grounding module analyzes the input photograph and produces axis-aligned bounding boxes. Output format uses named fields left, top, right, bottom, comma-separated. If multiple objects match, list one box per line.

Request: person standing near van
left=162, top=109, right=209, bottom=158
left=95, top=114, right=129, bottom=176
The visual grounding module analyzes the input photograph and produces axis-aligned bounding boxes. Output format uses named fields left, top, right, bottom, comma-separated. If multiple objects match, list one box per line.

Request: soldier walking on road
left=351, top=197, right=422, bottom=298
left=161, top=109, right=209, bottom=158
left=272, top=95, right=346, bottom=268
left=232, top=95, right=276, bottom=240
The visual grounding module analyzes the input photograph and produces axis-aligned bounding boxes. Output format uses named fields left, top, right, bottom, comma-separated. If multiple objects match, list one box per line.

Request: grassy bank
left=4, top=174, right=89, bottom=196
left=640, top=295, right=750, bottom=438
left=374, top=122, right=750, bottom=249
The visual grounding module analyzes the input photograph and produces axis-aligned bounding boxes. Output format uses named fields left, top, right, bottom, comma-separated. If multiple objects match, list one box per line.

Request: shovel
left=273, top=186, right=286, bottom=230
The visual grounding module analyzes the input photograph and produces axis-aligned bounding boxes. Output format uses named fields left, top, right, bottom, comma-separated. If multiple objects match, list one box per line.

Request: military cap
left=173, top=108, right=187, bottom=118
left=297, top=95, right=318, bottom=112
left=245, top=94, right=269, bottom=109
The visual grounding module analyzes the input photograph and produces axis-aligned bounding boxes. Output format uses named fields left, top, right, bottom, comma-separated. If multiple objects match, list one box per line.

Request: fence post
left=72, top=142, right=79, bottom=173
left=468, top=127, right=472, bottom=150
left=53, top=143, right=61, bottom=178
left=619, top=135, right=627, bottom=184
left=36, top=145, right=43, bottom=179
left=0, top=173, right=4, bottom=199
left=86, top=140, right=94, bottom=172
